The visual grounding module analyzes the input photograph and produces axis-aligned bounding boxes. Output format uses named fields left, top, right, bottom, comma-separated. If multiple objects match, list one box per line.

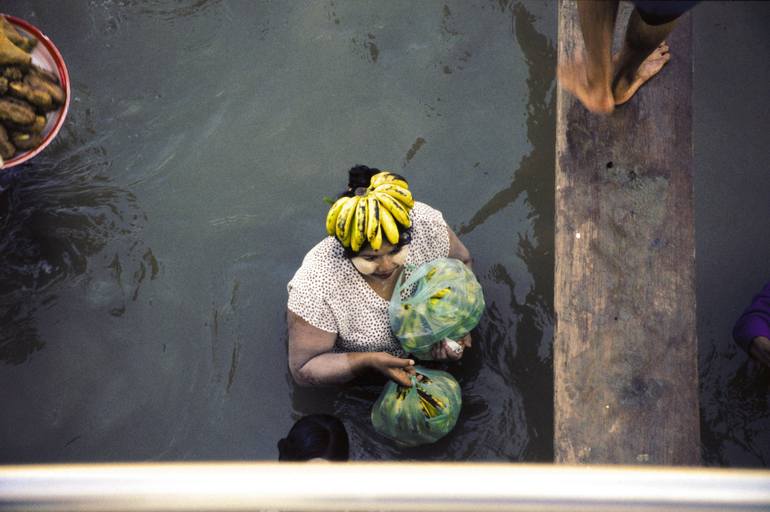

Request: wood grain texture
left=554, top=0, right=700, bottom=465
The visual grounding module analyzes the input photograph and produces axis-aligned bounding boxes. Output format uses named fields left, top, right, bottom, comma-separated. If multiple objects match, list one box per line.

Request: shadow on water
left=290, top=1, right=555, bottom=462
left=457, top=1, right=556, bottom=461
left=0, top=94, right=156, bottom=365
left=699, top=336, right=770, bottom=467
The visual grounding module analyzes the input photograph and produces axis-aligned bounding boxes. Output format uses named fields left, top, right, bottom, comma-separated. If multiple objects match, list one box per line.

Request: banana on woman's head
left=326, top=169, right=415, bottom=253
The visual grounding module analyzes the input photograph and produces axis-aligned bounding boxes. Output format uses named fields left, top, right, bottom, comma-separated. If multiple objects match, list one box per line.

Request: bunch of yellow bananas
left=371, top=366, right=462, bottom=446
left=325, top=171, right=415, bottom=252
left=385, top=377, right=446, bottom=419
left=428, top=287, right=451, bottom=307
left=417, top=387, right=446, bottom=419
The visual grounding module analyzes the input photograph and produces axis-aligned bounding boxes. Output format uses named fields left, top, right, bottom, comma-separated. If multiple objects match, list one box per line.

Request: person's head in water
left=328, top=165, right=414, bottom=277
left=277, top=414, right=349, bottom=462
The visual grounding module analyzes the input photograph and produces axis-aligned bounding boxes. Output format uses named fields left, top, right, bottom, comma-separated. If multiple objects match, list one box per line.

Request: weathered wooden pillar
left=554, top=0, right=700, bottom=465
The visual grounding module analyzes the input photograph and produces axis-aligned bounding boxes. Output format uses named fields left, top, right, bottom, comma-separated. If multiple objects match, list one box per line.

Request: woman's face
left=351, top=241, right=409, bottom=280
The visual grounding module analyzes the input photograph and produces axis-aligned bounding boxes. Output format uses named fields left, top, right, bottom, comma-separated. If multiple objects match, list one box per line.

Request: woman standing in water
left=287, top=165, right=474, bottom=387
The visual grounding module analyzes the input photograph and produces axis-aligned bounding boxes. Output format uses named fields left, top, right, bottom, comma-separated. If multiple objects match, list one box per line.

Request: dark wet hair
left=337, top=165, right=412, bottom=256
left=277, top=414, right=349, bottom=462
left=337, top=164, right=409, bottom=198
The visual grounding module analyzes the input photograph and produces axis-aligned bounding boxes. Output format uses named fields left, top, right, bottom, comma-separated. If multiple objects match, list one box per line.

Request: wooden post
left=554, top=0, right=700, bottom=465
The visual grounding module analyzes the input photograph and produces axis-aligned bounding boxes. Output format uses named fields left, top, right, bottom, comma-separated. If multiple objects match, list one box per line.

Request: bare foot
left=613, top=42, right=671, bottom=106
left=557, top=56, right=615, bottom=115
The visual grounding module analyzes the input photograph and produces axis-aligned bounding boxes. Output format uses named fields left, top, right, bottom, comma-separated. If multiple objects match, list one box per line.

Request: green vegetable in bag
left=389, top=257, right=485, bottom=360
left=371, top=366, right=462, bottom=447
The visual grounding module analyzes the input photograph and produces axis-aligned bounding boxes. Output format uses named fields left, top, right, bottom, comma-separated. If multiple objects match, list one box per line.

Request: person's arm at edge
left=287, top=310, right=415, bottom=386
left=444, top=226, right=475, bottom=356
left=732, top=281, right=770, bottom=366
left=447, top=226, right=473, bottom=269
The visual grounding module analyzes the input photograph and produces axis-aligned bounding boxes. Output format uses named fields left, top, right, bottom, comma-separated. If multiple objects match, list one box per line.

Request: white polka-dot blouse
left=287, top=201, right=450, bottom=356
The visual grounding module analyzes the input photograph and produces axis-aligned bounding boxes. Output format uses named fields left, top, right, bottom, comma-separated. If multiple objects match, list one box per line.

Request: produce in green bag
left=389, top=257, right=484, bottom=360
left=371, top=366, right=461, bottom=447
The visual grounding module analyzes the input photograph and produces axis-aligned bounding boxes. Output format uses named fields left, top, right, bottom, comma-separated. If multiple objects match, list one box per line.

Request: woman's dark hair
left=277, top=414, right=349, bottom=462
left=337, top=164, right=409, bottom=198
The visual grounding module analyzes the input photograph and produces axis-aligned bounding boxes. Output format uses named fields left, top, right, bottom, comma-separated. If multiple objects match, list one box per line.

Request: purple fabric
left=733, top=281, right=770, bottom=353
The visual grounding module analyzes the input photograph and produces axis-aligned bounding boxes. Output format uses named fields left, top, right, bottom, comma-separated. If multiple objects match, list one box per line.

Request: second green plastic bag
left=389, top=257, right=485, bottom=360
left=371, top=366, right=462, bottom=447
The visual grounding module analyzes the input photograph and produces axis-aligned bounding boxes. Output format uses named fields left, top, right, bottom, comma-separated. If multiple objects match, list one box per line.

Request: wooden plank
left=554, top=0, right=700, bottom=465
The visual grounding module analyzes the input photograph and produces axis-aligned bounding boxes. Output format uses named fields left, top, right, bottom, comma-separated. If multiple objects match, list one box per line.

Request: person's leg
left=558, top=0, right=619, bottom=114
left=612, top=9, right=677, bottom=105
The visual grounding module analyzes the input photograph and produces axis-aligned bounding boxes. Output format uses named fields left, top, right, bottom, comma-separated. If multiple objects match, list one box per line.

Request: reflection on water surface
left=0, top=102, right=153, bottom=364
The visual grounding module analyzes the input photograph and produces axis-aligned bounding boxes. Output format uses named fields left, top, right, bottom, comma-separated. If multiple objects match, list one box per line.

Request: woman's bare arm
left=447, top=226, right=473, bottom=268
left=287, top=310, right=414, bottom=386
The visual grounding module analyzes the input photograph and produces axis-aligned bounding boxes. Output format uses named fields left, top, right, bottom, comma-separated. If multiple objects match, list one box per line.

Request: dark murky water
left=0, top=0, right=555, bottom=462
left=1, top=0, right=767, bottom=468
left=693, top=2, right=770, bottom=468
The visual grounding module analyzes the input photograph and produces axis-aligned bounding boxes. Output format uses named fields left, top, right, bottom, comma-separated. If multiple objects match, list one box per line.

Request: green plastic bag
left=371, top=366, right=462, bottom=447
left=389, top=257, right=485, bottom=360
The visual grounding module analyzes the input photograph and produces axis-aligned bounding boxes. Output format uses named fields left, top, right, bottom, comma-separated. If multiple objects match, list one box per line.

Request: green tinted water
left=0, top=0, right=556, bottom=462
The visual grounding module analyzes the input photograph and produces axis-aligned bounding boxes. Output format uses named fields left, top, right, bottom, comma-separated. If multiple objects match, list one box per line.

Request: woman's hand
left=431, top=334, right=472, bottom=361
left=368, top=352, right=417, bottom=387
